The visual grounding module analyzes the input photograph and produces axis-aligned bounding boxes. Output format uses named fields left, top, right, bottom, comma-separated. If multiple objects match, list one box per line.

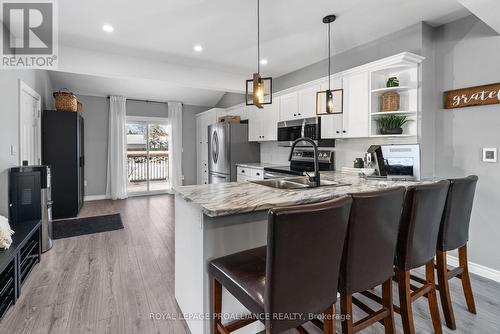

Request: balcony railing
left=127, top=151, right=169, bottom=182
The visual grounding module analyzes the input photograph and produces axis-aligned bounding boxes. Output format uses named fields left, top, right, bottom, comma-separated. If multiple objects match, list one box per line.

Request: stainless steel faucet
left=288, top=137, right=320, bottom=187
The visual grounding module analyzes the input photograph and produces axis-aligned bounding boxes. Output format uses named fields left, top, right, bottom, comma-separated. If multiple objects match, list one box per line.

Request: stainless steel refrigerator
left=208, top=122, right=260, bottom=183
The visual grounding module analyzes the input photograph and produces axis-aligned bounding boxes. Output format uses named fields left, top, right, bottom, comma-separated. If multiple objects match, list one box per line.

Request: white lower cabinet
left=237, top=166, right=264, bottom=182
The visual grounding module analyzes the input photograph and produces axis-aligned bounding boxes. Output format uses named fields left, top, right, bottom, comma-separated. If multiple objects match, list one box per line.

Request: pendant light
left=324, top=14, right=336, bottom=114
left=246, top=0, right=272, bottom=108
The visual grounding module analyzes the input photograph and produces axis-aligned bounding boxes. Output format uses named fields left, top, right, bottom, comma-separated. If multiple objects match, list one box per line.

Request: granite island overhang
left=173, top=172, right=429, bottom=334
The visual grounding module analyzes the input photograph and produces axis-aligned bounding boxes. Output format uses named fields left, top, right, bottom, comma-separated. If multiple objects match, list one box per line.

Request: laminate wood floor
left=0, top=195, right=499, bottom=334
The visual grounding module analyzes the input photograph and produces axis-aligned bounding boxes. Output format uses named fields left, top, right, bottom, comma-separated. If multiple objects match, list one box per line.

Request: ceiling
left=53, top=0, right=472, bottom=106
left=58, top=0, right=469, bottom=77
left=48, top=71, right=225, bottom=106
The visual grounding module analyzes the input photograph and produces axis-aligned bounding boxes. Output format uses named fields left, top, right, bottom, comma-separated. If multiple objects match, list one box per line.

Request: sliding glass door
left=126, top=117, right=171, bottom=195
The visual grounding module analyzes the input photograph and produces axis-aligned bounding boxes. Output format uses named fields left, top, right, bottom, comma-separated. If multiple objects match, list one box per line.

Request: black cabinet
left=0, top=221, right=41, bottom=321
left=42, top=111, right=85, bottom=219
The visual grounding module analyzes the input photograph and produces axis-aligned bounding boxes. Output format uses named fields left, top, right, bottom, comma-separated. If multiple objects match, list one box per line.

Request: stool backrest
left=265, top=196, right=352, bottom=333
left=438, top=175, right=478, bottom=251
left=396, top=180, right=450, bottom=270
left=340, top=187, right=406, bottom=294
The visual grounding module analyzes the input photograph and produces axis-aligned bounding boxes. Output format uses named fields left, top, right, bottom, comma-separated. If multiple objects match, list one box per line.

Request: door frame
left=18, top=80, right=42, bottom=165
left=126, top=116, right=171, bottom=196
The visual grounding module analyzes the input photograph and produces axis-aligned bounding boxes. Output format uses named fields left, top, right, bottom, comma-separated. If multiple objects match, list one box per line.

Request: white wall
left=434, top=15, right=500, bottom=271
left=0, top=70, right=53, bottom=217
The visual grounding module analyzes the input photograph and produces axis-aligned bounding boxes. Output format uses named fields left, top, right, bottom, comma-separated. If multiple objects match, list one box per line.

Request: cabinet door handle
left=241, top=170, right=245, bottom=173
left=298, top=113, right=301, bottom=116
left=293, top=114, right=297, bottom=116
left=343, top=130, right=346, bottom=133
left=256, top=172, right=260, bottom=176
left=336, top=131, right=340, bottom=134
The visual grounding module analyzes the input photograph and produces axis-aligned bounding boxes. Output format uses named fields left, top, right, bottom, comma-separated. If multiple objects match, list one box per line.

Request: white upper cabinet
left=298, top=84, right=321, bottom=119
left=248, top=98, right=279, bottom=142
left=319, top=72, right=369, bottom=139
left=342, top=71, right=370, bottom=138
left=319, top=77, right=343, bottom=139
left=279, top=92, right=299, bottom=121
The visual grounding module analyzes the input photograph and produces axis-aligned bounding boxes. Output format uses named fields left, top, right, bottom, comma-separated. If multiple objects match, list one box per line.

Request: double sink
left=251, top=176, right=351, bottom=190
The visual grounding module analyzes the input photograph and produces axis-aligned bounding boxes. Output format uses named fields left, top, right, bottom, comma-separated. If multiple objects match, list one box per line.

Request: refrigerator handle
left=212, top=131, right=219, bottom=163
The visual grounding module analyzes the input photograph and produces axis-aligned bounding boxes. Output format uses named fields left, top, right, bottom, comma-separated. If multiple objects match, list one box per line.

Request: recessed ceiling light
left=193, top=44, right=203, bottom=52
left=260, top=59, right=268, bottom=65
left=102, top=24, right=114, bottom=33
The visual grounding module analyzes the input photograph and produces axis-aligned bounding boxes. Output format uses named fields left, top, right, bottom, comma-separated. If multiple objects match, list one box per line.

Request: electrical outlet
left=84, top=180, right=88, bottom=187
left=482, top=148, right=497, bottom=163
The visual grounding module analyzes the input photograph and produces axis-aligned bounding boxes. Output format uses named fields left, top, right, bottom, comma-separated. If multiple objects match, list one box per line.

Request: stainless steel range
left=263, top=148, right=334, bottom=179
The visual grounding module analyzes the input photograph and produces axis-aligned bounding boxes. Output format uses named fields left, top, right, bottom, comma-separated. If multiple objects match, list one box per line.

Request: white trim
left=447, top=255, right=500, bottom=283
left=84, top=195, right=109, bottom=201
left=18, top=80, right=42, bottom=165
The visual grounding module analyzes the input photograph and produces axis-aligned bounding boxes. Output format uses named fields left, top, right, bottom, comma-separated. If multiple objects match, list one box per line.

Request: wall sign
left=444, top=83, right=500, bottom=109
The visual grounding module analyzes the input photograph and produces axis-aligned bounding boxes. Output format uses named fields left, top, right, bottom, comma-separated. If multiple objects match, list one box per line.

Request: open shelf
left=369, top=63, right=420, bottom=137
left=370, top=134, right=417, bottom=138
left=370, top=110, right=417, bottom=116
left=371, top=86, right=416, bottom=93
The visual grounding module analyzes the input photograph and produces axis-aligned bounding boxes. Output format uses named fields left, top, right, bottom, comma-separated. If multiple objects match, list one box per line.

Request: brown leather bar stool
left=435, top=175, right=479, bottom=330
left=339, top=187, right=406, bottom=334
left=394, top=180, right=450, bottom=334
left=208, top=196, right=352, bottom=334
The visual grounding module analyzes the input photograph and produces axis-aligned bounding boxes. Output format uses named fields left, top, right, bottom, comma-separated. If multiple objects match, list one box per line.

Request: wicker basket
left=381, top=91, right=400, bottom=112
left=53, top=89, right=78, bottom=112
left=219, top=115, right=241, bottom=123
left=77, top=101, right=83, bottom=112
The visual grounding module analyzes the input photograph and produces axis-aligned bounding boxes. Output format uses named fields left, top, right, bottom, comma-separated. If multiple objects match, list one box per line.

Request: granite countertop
left=175, top=172, right=429, bottom=218
left=235, top=162, right=287, bottom=169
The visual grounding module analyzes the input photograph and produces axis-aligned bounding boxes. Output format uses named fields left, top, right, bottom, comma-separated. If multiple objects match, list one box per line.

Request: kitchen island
left=174, top=172, right=426, bottom=334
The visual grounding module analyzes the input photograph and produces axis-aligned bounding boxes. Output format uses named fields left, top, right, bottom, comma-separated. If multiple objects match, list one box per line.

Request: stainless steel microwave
left=277, top=117, right=334, bottom=147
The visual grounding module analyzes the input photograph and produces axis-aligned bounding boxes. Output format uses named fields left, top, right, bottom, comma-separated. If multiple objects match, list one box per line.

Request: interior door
left=19, top=81, right=42, bottom=165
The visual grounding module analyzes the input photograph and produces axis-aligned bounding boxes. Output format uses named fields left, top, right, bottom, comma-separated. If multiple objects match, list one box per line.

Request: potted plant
left=376, top=115, right=408, bottom=135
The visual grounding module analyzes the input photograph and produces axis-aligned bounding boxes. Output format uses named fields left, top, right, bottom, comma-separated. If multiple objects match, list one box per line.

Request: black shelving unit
left=0, top=220, right=41, bottom=321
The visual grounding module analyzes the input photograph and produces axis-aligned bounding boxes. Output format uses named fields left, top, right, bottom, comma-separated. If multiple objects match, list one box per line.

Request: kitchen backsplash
left=260, top=137, right=417, bottom=169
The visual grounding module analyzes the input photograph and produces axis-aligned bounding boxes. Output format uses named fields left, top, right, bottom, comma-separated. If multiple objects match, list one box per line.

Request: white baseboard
left=447, top=255, right=500, bottom=283
left=84, top=195, right=109, bottom=202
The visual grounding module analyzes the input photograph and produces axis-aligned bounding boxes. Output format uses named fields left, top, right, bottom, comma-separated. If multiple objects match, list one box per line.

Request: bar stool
left=435, top=175, right=479, bottom=330
left=339, top=187, right=406, bottom=334
left=209, top=196, right=352, bottom=334
left=394, top=180, right=450, bottom=334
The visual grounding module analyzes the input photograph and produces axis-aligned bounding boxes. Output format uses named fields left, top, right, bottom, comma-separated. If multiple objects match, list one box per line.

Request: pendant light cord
left=257, top=0, right=260, bottom=74
left=328, top=21, right=331, bottom=91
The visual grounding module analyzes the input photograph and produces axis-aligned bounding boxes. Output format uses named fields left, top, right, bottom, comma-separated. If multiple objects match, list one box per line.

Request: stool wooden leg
left=436, top=250, right=456, bottom=329
left=426, top=261, right=443, bottom=334
left=323, top=304, right=336, bottom=334
left=340, top=293, right=354, bottom=334
left=396, top=268, right=415, bottom=334
left=459, top=244, right=477, bottom=314
left=382, top=279, right=395, bottom=334
left=213, top=278, right=223, bottom=334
